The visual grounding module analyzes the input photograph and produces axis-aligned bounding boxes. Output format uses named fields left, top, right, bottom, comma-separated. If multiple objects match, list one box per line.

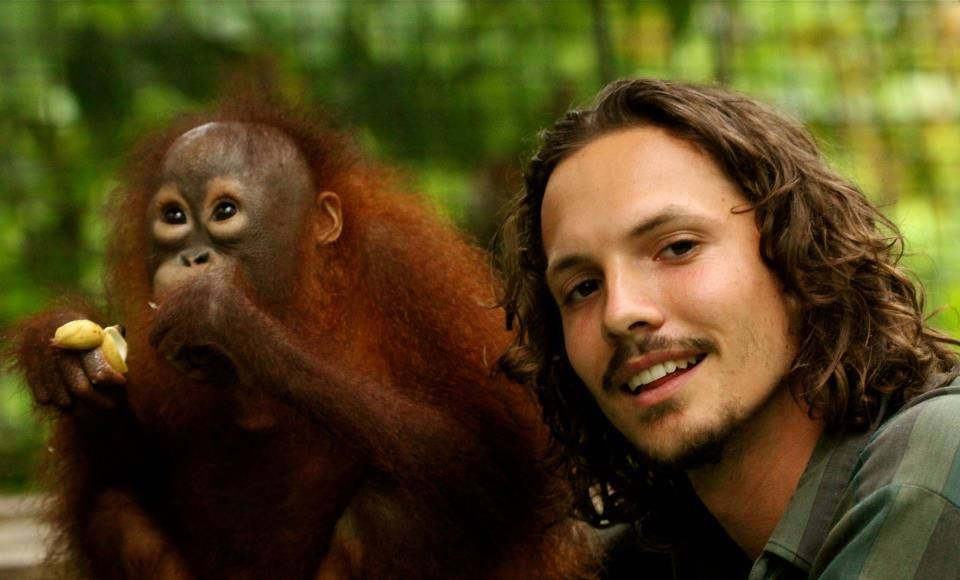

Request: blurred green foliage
left=1, top=0, right=958, bottom=490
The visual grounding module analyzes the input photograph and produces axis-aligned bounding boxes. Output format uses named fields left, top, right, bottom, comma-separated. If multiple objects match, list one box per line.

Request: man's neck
left=687, top=387, right=825, bottom=560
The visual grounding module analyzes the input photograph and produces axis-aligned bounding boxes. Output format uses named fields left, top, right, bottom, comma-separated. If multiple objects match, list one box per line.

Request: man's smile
left=625, top=354, right=706, bottom=394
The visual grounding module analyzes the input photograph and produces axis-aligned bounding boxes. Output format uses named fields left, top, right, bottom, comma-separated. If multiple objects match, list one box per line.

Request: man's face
left=540, top=127, right=799, bottom=467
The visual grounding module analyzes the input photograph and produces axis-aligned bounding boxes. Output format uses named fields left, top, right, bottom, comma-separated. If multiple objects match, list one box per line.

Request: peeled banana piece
left=52, top=319, right=128, bottom=374
left=52, top=320, right=104, bottom=350
left=100, top=326, right=128, bottom=374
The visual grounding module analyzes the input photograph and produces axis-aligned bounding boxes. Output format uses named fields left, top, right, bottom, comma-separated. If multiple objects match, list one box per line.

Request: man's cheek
left=563, top=325, right=599, bottom=392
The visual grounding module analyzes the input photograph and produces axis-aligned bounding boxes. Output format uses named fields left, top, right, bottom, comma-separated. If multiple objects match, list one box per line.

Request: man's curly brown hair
left=496, top=78, right=960, bottom=542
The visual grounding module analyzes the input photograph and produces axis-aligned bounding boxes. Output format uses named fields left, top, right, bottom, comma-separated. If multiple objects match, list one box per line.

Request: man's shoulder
left=893, top=382, right=960, bottom=421
left=806, top=384, right=960, bottom=579
left=873, top=384, right=960, bottom=441
left=854, top=384, right=960, bottom=501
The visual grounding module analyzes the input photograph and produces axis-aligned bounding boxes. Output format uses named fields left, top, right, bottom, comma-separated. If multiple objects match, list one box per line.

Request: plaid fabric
left=749, top=382, right=960, bottom=579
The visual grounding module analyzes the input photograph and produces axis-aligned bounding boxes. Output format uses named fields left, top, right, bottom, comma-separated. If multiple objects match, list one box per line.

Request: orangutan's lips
left=625, top=355, right=705, bottom=394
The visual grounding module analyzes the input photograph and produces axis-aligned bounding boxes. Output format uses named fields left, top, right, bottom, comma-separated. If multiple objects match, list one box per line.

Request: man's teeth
left=627, top=356, right=699, bottom=392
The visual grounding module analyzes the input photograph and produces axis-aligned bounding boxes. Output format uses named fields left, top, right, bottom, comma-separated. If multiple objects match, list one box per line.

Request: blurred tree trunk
left=710, top=0, right=737, bottom=84
left=590, top=0, right=616, bottom=84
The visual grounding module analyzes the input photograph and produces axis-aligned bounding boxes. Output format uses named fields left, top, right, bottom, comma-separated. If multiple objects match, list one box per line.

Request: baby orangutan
left=7, top=99, right=598, bottom=579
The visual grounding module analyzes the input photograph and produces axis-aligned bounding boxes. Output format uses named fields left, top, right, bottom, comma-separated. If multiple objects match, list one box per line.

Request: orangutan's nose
left=179, top=249, right=212, bottom=267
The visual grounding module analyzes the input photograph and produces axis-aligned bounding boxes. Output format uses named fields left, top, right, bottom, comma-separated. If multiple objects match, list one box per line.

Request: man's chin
left=633, top=412, right=740, bottom=472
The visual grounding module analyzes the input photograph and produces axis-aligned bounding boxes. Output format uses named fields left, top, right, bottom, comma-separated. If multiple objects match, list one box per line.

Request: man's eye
left=565, top=280, right=600, bottom=304
left=212, top=201, right=238, bottom=221
left=661, top=240, right=698, bottom=258
left=162, top=204, right=187, bottom=225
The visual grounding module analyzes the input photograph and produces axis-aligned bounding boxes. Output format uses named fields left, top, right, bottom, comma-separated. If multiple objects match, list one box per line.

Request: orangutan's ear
left=315, top=191, right=343, bottom=246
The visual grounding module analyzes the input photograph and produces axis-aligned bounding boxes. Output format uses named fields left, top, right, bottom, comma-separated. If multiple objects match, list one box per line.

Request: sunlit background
left=1, top=0, right=959, bottom=493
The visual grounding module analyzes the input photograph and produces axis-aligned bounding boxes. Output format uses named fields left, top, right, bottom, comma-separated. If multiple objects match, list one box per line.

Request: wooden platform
left=0, top=496, right=47, bottom=579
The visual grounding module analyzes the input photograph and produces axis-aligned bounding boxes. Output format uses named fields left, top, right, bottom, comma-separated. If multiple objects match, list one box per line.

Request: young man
left=498, top=79, right=960, bottom=578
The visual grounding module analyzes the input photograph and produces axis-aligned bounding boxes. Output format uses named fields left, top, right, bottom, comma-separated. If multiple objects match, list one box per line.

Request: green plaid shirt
left=749, top=383, right=960, bottom=579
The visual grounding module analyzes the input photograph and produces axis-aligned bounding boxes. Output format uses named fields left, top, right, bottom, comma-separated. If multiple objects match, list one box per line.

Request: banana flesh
left=100, top=326, right=128, bottom=374
left=52, top=320, right=104, bottom=350
left=52, top=319, right=128, bottom=374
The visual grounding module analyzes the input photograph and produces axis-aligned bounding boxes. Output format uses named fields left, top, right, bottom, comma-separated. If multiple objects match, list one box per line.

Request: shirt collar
left=754, top=427, right=873, bottom=573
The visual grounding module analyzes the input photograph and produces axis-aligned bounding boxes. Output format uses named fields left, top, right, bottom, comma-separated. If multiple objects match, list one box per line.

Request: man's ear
left=315, top=191, right=343, bottom=245
left=784, top=290, right=806, bottom=338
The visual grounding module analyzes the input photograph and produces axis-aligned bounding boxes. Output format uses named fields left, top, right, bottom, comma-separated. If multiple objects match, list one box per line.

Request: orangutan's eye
left=212, top=201, right=238, bottom=222
left=162, top=204, right=187, bottom=225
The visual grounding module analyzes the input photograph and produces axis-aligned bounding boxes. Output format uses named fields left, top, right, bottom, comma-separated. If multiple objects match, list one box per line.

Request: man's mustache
left=602, top=335, right=718, bottom=392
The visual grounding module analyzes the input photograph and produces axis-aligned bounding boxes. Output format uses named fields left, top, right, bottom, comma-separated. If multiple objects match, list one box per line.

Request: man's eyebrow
left=628, top=205, right=689, bottom=237
left=627, top=204, right=719, bottom=237
left=545, top=254, right=590, bottom=288
left=544, top=205, right=708, bottom=284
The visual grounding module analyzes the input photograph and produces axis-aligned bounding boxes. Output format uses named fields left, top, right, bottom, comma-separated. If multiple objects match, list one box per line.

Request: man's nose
left=601, top=269, right=665, bottom=342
